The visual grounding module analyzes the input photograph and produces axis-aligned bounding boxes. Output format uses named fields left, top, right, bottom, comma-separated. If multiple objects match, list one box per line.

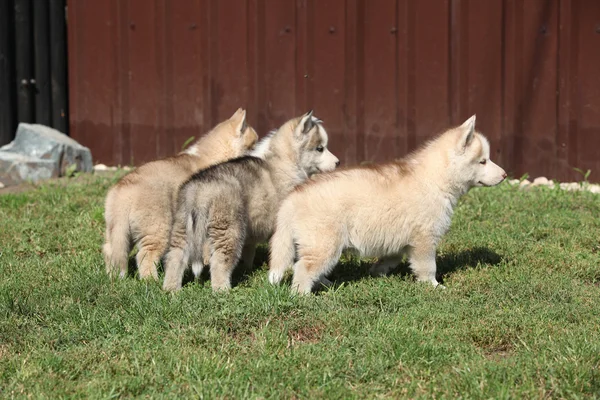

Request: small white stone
left=93, top=164, right=108, bottom=171
left=519, top=179, right=531, bottom=188
left=559, top=182, right=576, bottom=191
left=508, top=179, right=520, bottom=186
left=532, top=177, right=550, bottom=186
left=563, top=182, right=582, bottom=191
left=587, top=184, right=600, bottom=194
left=0, top=182, right=4, bottom=189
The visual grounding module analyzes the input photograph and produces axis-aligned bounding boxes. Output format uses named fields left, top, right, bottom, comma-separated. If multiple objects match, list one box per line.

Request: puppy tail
left=189, top=206, right=209, bottom=278
left=103, top=189, right=131, bottom=279
left=163, top=194, right=205, bottom=291
left=163, top=184, right=214, bottom=291
left=268, top=200, right=296, bottom=285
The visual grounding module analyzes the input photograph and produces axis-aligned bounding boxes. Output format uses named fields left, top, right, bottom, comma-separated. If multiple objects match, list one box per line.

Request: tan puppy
left=268, top=115, right=507, bottom=294
left=103, top=109, right=258, bottom=279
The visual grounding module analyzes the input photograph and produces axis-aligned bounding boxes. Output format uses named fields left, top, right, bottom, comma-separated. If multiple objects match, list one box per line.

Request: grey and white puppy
left=162, top=111, right=339, bottom=292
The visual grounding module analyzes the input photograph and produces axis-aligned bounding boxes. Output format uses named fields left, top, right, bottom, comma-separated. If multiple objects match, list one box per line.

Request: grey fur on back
left=178, top=156, right=279, bottom=243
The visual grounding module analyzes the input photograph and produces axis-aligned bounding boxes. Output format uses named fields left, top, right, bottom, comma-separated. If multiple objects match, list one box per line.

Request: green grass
left=1, top=174, right=600, bottom=399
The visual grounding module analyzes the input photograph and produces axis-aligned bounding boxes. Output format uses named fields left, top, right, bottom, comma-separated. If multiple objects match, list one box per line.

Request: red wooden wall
left=67, top=0, right=600, bottom=181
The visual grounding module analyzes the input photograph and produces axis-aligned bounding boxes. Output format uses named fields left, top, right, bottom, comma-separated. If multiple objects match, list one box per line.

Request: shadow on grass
left=179, top=243, right=270, bottom=288
left=125, top=245, right=503, bottom=291
left=120, top=243, right=269, bottom=288
left=127, top=257, right=138, bottom=278
left=326, top=246, right=504, bottom=288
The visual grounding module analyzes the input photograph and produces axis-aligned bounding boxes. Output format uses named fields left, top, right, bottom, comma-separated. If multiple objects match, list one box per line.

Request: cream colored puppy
left=269, top=115, right=507, bottom=294
left=103, top=109, right=258, bottom=279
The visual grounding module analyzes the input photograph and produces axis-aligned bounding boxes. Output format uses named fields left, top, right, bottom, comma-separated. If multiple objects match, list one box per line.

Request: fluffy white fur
left=268, top=115, right=507, bottom=294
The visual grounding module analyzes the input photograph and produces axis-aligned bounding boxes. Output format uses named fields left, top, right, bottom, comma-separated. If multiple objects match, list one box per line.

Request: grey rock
left=0, top=123, right=93, bottom=186
left=0, top=151, right=58, bottom=186
left=1, top=123, right=93, bottom=175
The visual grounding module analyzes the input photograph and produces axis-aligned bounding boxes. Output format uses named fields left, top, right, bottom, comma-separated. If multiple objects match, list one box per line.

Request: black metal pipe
left=33, top=0, right=51, bottom=126
left=0, top=0, right=16, bottom=145
left=13, top=0, right=34, bottom=124
left=49, top=0, right=68, bottom=133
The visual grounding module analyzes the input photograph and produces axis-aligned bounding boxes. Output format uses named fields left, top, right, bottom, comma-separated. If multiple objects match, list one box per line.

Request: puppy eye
left=479, top=159, right=487, bottom=165
left=316, top=145, right=324, bottom=153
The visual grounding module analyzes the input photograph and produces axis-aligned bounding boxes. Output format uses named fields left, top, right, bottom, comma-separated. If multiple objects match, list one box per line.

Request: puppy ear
left=233, top=109, right=248, bottom=136
left=458, top=114, right=476, bottom=148
left=300, top=110, right=315, bottom=135
left=231, top=107, right=244, bottom=119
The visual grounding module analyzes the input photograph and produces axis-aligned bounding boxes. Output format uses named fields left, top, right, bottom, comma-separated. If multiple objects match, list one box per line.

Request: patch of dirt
left=225, top=325, right=257, bottom=343
left=483, top=344, right=514, bottom=361
left=287, top=323, right=325, bottom=347
left=0, top=181, right=37, bottom=195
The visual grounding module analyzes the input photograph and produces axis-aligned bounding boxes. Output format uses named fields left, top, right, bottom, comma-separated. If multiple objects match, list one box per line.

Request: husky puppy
left=162, top=111, right=339, bottom=291
left=103, top=109, right=258, bottom=280
left=268, top=115, right=507, bottom=294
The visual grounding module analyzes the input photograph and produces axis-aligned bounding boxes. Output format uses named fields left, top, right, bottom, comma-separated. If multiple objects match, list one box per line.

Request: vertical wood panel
left=294, top=0, right=309, bottom=115
left=508, top=0, right=559, bottom=179
left=154, top=0, right=169, bottom=159
left=69, top=0, right=119, bottom=164
left=260, top=0, right=296, bottom=132
left=395, top=0, right=409, bottom=158
left=343, top=0, right=360, bottom=165
left=458, top=0, right=504, bottom=163
left=126, top=0, right=160, bottom=164
left=246, top=0, right=259, bottom=134
left=362, top=0, right=398, bottom=162
left=398, top=0, right=416, bottom=154
left=214, top=0, right=249, bottom=122
left=309, top=0, right=347, bottom=162
left=557, top=0, right=575, bottom=180
left=412, top=0, right=450, bottom=144
left=570, top=1, right=600, bottom=176
left=169, top=0, right=206, bottom=151
left=503, top=0, right=519, bottom=177
left=116, top=0, right=131, bottom=166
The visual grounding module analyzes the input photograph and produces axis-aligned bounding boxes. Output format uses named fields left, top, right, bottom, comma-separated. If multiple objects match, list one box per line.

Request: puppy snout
left=502, top=172, right=507, bottom=179
left=335, top=160, right=340, bottom=167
